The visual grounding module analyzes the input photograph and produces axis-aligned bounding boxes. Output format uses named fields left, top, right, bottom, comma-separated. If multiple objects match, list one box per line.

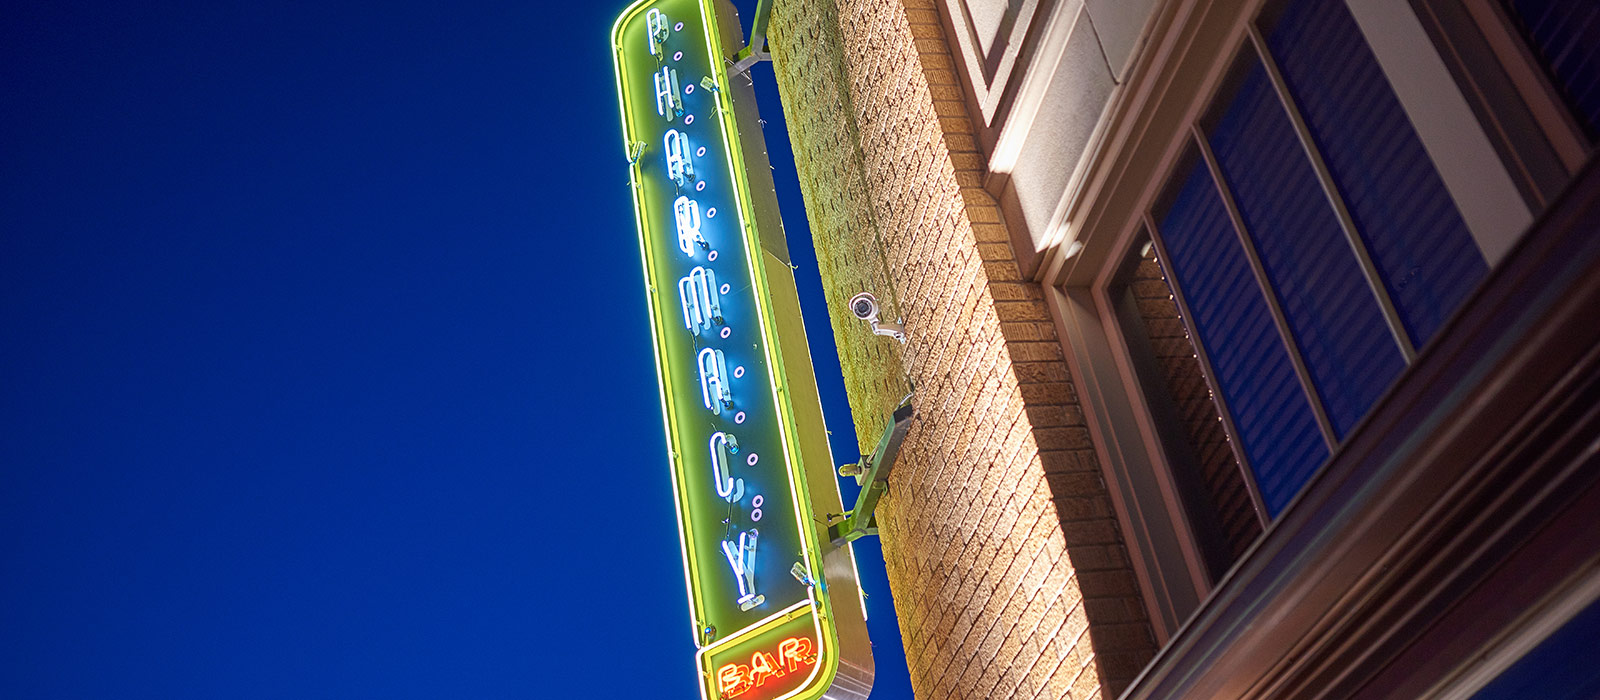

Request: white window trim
left=1343, top=0, right=1530, bottom=265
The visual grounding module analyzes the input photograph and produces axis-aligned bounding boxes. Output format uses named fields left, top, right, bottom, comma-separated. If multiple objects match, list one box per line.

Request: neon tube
left=655, top=66, right=683, bottom=121
left=646, top=8, right=669, bottom=56
left=665, top=129, right=695, bottom=187
left=709, top=432, right=746, bottom=503
left=698, top=348, right=731, bottom=414
left=674, top=196, right=705, bottom=256
left=721, top=529, right=762, bottom=611
left=678, top=266, right=722, bottom=335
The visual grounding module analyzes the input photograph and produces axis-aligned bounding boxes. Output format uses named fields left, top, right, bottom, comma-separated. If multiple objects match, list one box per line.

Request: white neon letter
left=654, top=67, right=683, bottom=121
left=674, top=196, right=704, bottom=256
left=678, top=266, right=721, bottom=335
left=721, top=529, right=761, bottom=610
left=709, top=432, right=745, bottom=503
left=698, top=348, right=731, bottom=414
left=664, top=129, right=695, bottom=188
left=645, top=9, right=670, bottom=56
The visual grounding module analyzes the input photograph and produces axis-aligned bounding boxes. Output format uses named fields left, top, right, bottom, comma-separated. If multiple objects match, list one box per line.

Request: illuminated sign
left=611, top=1, right=872, bottom=698
left=707, top=605, right=824, bottom=700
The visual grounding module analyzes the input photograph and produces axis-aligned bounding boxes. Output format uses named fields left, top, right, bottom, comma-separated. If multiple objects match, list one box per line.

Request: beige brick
left=766, top=0, right=1156, bottom=696
left=1009, top=340, right=1068, bottom=363
left=972, top=221, right=1010, bottom=242
left=1039, top=449, right=1098, bottom=474
left=914, top=37, right=951, bottom=55
left=1019, top=381, right=1076, bottom=404
left=1060, top=519, right=1123, bottom=547
left=996, top=300, right=1053, bottom=323
left=1068, top=545, right=1131, bottom=572
left=1014, top=359, right=1070, bottom=383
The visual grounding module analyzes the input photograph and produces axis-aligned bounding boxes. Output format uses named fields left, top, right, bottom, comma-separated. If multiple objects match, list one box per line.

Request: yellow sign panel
left=610, top=1, right=873, bottom=698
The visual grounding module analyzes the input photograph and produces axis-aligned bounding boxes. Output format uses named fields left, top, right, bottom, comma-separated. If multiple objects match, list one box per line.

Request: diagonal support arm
left=732, top=0, right=773, bottom=75
left=829, top=396, right=914, bottom=545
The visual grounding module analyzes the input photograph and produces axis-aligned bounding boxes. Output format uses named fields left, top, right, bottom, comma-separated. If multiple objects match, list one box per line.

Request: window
left=1108, top=233, right=1264, bottom=577
left=1261, top=0, right=1489, bottom=349
left=1149, top=144, right=1333, bottom=517
left=1045, top=0, right=1563, bottom=635
left=1137, top=0, right=1493, bottom=521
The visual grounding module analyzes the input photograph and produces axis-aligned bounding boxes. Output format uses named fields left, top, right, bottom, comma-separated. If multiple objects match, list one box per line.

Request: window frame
left=1408, top=0, right=1592, bottom=207
left=1037, top=0, right=1563, bottom=640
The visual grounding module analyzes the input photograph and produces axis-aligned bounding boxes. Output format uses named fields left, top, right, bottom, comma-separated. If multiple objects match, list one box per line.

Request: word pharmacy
left=610, top=1, right=873, bottom=699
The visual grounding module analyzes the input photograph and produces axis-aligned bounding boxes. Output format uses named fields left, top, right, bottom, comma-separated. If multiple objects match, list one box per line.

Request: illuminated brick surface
left=768, top=1, right=1158, bottom=696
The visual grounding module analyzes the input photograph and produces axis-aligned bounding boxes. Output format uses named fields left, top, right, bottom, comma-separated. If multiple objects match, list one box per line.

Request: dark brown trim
left=1122, top=157, right=1600, bottom=700
left=1355, top=478, right=1600, bottom=699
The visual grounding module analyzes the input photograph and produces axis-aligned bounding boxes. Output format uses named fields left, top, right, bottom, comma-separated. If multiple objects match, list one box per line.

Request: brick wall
left=767, top=1, right=1159, bottom=697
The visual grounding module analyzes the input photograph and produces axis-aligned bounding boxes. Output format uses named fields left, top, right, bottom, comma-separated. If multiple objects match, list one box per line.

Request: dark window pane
left=1264, top=0, right=1488, bottom=348
left=1155, top=155, right=1329, bottom=517
left=1112, top=237, right=1264, bottom=572
left=1505, top=0, right=1600, bottom=140
left=1205, top=57, right=1407, bottom=439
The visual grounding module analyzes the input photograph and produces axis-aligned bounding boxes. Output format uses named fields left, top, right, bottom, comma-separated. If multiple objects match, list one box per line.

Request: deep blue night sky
left=0, top=1, right=912, bottom=698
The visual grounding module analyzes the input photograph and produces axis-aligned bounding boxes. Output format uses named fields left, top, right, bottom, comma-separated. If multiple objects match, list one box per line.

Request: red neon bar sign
left=717, top=636, right=818, bottom=698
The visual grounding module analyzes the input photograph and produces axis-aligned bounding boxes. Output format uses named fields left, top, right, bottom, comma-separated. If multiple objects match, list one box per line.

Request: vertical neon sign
left=612, top=2, right=872, bottom=699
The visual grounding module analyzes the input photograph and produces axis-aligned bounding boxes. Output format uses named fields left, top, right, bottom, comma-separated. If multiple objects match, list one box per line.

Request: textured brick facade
left=767, top=1, right=1158, bottom=697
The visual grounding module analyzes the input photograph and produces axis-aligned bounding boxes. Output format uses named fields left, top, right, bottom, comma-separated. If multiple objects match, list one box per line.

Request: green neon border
left=609, top=2, right=840, bottom=698
left=695, top=595, right=827, bottom=700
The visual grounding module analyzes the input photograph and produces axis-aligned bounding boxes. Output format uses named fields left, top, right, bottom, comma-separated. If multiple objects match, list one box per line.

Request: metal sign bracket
left=829, top=396, right=914, bottom=545
left=732, top=0, right=773, bottom=75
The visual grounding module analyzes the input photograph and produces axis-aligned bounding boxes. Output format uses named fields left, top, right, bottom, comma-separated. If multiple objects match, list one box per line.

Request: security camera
left=848, top=292, right=906, bottom=343
left=849, top=292, right=880, bottom=322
